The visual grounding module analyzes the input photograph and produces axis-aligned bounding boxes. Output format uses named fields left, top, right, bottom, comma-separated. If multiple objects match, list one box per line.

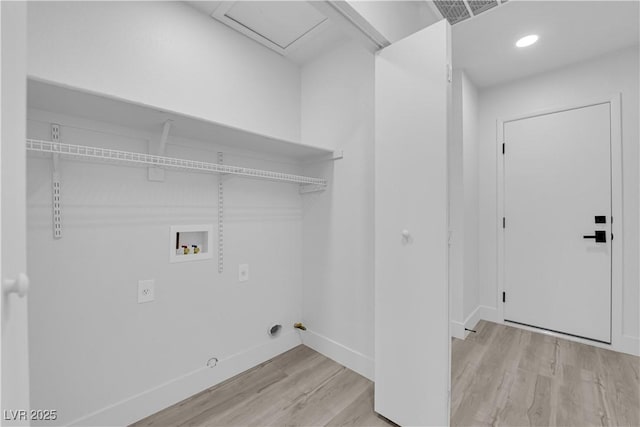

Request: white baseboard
left=475, top=305, right=502, bottom=324
left=451, top=305, right=495, bottom=340
left=450, top=320, right=465, bottom=339
left=301, top=329, right=374, bottom=381
left=68, top=332, right=301, bottom=427
left=619, top=335, right=640, bottom=356
left=463, top=305, right=483, bottom=335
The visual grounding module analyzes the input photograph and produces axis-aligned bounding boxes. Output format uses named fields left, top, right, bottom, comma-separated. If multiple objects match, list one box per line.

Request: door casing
left=496, top=94, right=623, bottom=351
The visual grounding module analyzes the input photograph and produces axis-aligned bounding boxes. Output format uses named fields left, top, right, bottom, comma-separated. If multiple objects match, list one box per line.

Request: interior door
left=375, top=20, right=451, bottom=426
left=503, top=103, right=612, bottom=343
left=1, top=2, right=31, bottom=424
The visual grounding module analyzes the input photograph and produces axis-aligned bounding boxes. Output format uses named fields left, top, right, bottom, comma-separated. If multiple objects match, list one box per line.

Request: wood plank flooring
left=132, top=321, right=639, bottom=426
left=452, top=320, right=640, bottom=426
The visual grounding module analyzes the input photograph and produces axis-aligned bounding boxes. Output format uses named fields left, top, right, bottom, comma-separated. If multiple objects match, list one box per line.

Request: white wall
left=25, top=3, right=311, bottom=424
left=461, top=72, right=479, bottom=322
left=299, top=41, right=375, bottom=379
left=477, top=46, right=640, bottom=353
left=27, top=1, right=301, bottom=142
left=26, top=110, right=305, bottom=426
left=450, top=70, right=479, bottom=338
left=449, top=70, right=465, bottom=337
left=347, top=1, right=439, bottom=43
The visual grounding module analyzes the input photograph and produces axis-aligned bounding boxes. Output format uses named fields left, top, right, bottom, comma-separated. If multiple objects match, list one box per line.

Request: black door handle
left=583, top=230, right=606, bottom=243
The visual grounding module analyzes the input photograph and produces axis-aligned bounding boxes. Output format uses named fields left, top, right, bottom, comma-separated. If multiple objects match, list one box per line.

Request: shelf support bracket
left=148, top=119, right=173, bottom=182
left=217, top=152, right=224, bottom=273
left=299, top=184, right=326, bottom=194
left=303, top=150, right=344, bottom=165
left=51, top=124, right=62, bottom=239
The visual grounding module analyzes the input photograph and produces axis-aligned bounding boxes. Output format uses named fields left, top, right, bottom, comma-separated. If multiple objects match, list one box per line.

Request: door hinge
left=502, top=292, right=506, bottom=303
left=447, top=64, right=452, bottom=83
left=502, top=143, right=505, bottom=154
left=503, top=217, right=506, bottom=229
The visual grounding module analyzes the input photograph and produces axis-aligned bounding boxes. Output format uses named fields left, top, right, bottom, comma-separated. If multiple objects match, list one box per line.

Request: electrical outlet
left=138, top=279, right=155, bottom=303
left=238, top=264, right=249, bottom=282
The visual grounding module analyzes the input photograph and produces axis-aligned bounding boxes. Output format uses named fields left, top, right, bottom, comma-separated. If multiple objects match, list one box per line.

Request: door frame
left=496, top=93, right=623, bottom=350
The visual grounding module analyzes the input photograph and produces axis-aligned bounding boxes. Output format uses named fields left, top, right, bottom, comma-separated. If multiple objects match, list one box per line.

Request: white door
left=503, top=103, right=612, bottom=343
left=375, top=20, right=451, bottom=426
left=1, top=2, right=31, bottom=424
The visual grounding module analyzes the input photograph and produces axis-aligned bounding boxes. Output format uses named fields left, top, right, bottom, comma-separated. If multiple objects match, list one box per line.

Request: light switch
left=138, top=279, right=155, bottom=303
left=238, top=264, right=249, bottom=282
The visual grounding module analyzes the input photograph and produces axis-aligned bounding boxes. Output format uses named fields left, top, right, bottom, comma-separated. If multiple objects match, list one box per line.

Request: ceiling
left=186, top=1, right=349, bottom=64
left=453, top=0, right=640, bottom=88
left=186, top=1, right=639, bottom=86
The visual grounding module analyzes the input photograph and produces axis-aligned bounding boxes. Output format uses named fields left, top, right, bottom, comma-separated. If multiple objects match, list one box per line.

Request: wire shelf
left=26, top=139, right=327, bottom=187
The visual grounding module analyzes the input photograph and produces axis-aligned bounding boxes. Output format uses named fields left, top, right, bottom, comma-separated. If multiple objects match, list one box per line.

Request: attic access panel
left=212, top=1, right=330, bottom=56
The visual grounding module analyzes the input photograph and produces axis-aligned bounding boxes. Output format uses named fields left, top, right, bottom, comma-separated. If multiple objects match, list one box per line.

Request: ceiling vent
left=212, top=1, right=330, bottom=56
left=434, top=0, right=507, bottom=25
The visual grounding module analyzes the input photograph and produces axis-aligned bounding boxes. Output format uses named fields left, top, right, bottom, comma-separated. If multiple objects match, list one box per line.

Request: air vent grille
left=434, top=0, right=507, bottom=25
left=434, top=1, right=471, bottom=25
left=469, top=0, right=498, bottom=15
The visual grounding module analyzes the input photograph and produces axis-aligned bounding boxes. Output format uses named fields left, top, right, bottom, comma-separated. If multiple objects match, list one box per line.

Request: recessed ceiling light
left=516, top=34, right=539, bottom=48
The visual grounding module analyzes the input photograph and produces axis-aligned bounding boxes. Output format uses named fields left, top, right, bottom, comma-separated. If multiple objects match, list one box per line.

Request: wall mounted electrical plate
left=169, top=225, right=214, bottom=263
left=238, top=264, right=249, bottom=282
left=138, top=279, right=155, bottom=304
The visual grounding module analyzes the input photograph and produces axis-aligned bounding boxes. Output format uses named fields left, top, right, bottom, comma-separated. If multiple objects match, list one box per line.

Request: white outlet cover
left=138, top=279, right=155, bottom=303
left=238, top=264, right=249, bottom=282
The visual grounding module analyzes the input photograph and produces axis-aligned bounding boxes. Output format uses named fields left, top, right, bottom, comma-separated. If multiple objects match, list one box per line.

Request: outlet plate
left=238, top=264, right=249, bottom=282
left=138, top=279, right=155, bottom=303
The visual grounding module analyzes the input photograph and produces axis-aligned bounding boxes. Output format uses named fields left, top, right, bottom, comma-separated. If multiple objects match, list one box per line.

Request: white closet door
left=1, top=2, right=31, bottom=422
left=503, top=103, right=612, bottom=343
left=374, top=20, right=451, bottom=426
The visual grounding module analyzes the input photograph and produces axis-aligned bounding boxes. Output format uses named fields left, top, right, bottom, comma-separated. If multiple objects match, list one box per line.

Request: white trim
left=620, top=335, right=640, bottom=356
left=496, top=94, right=628, bottom=354
left=450, top=320, right=465, bottom=339
left=452, top=305, right=484, bottom=339
left=67, top=332, right=301, bottom=426
left=463, top=305, right=482, bottom=334
left=301, top=329, right=374, bottom=381
left=324, top=1, right=390, bottom=50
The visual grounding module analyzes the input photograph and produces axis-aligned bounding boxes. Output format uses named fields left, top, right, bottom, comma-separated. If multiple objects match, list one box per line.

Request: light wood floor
left=132, top=321, right=639, bottom=426
left=452, top=320, right=639, bottom=426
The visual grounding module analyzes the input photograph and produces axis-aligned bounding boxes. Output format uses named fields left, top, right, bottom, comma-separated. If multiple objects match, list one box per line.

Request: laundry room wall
left=25, top=2, right=309, bottom=425
left=27, top=1, right=301, bottom=142
left=300, top=40, right=376, bottom=379
left=26, top=109, right=305, bottom=426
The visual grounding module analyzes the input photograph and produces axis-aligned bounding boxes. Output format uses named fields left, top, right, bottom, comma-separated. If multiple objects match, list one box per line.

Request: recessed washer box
left=170, top=225, right=213, bottom=263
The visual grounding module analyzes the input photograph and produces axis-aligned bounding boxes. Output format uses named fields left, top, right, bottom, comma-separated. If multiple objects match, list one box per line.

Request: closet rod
left=26, top=139, right=326, bottom=187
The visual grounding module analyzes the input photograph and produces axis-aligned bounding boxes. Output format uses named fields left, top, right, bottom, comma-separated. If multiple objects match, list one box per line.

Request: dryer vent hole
left=268, top=324, right=282, bottom=337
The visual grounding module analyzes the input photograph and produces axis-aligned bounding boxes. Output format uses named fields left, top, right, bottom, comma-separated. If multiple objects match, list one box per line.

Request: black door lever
left=583, top=230, right=606, bottom=243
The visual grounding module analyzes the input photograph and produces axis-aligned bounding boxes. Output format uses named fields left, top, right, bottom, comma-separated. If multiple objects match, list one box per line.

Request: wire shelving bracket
left=217, top=151, right=224, bottom=274
left=50, top=126, right=63, bottom=239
